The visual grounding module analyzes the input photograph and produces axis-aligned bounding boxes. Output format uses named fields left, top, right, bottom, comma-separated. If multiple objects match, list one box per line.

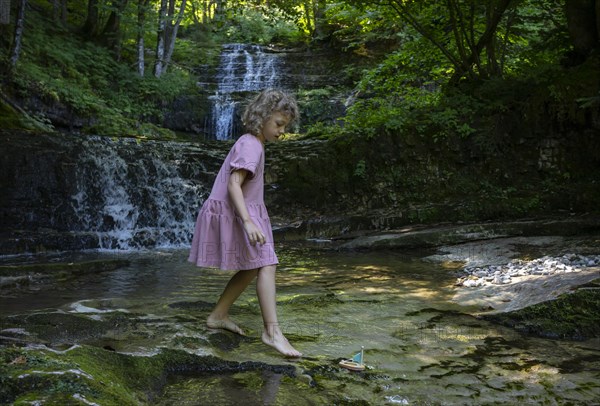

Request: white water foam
left=210, top=44, right=281, bottom=140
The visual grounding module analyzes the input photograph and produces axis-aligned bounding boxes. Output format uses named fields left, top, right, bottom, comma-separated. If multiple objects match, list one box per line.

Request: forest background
left=1, top=0, right=599, bottom=224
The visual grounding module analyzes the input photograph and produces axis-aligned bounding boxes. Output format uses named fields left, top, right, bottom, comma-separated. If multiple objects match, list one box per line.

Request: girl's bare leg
left=207, top=269, right=258, bottom=335
left=256, top=265, right=302, bottom=357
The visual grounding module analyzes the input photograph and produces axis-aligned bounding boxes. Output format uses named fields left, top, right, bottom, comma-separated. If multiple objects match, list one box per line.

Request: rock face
left=0, top=131, right=229, bottom=253
left=422, top=234, right=600, bottom=340
left=482, top=287, right=600, bottom=340
left=8, top=44, right=356, bottom=138
left=1, top=111, right=599, bottom=254
left=179, top=44, right=357, bottom=139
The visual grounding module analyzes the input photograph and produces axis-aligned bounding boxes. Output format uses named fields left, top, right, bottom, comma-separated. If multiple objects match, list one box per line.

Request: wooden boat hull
left=339, top=360, right=366, bottom=371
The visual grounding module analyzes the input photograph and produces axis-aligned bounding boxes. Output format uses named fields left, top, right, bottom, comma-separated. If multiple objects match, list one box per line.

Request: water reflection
left=1, top=247, right=598, bottom=404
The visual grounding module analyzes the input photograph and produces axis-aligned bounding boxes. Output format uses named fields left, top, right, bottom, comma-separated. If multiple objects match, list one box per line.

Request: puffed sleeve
left=229, top=135, right=263, bottom=177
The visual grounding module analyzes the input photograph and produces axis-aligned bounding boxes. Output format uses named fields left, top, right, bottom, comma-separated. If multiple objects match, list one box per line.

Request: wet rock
left=207, top=331, right=248, bottom=351
left=0, top=230, right=100, bottom=255
left=2, top=312, right=129, bottom=345
left=277, top=292, right=343, bottom=307
left=483, top=288, right=600, bottom=340
left=340, top=219, right=600, bottom=251
left=0, top=344, right=296, bottom=405
left=0, top=259, right=130, bottom=277
left=168, top=300, right=215, bottom=310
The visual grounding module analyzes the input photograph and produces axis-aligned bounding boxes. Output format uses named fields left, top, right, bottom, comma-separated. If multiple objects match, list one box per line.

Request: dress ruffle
left=188, top=198, right=278, bottom=270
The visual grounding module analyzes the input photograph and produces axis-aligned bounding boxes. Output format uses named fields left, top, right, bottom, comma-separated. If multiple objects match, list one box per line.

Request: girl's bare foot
left=206, top=315, right=246, bottom=336
left=261, top=325, right=302, bottom=358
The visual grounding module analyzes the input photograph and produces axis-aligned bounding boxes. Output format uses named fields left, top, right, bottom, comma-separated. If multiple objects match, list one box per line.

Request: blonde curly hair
left=242, top=89, right=299, bottom=136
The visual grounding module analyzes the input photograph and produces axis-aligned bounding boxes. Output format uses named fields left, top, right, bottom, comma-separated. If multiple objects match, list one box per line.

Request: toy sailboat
left=339, top=346, right=366, bottom=371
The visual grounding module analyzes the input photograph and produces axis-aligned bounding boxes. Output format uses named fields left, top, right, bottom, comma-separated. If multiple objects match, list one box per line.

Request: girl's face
left=260, top=112, right=290, bottom=143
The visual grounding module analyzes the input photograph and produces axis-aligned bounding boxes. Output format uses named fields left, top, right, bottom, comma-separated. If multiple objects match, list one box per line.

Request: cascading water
left=209, top=44, right=281, bottom=140
left=69, top=136, right=214, bottom=251
left=58, top=45, right=283, bottom=249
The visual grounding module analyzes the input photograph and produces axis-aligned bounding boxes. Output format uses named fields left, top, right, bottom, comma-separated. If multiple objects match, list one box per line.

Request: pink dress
left=188, top=134, right=278, bottom=270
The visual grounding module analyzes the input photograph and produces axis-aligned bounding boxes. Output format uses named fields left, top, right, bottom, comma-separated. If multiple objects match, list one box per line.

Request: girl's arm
left=228, top=169, right=266, bottom=245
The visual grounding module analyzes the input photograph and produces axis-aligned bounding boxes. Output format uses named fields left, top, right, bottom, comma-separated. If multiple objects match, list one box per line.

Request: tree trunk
left=202, top=0, right=209, bottom=24
left=154, top=0, right=168, bottom=77
left=206, top=0, right=215, bottom=23
left=484, top=2, right=501, bottom=78
left=0, top=0, right=10, bottom=25
left=384, top=0, right=511, bottom=84
left=215, top=0, right=224, bottom=16
left=10, top=0, right=26, bottom=68
left=448, top=0, right=512, bottom=84
left=162, top=0, right=187, bottom=74
left=190, top=0, right=200, bottom=25
left=137, top=0, right=150, bottom=76
left=61, top=0, right=67, bottom=25
left=165, top=0, right=175, bottom=43
left=303, top=1, right=313, bottom=36
left=313, top=0, right=327, bottom=39
left=597, top=0, right=600, bottom=41
left=565, top=0, right=599, bottom=59
left=81, top=0, right=100, bottom=38
left=102, top=0, right=129, bottom=58
left=52, top=0, right=59, bottom=22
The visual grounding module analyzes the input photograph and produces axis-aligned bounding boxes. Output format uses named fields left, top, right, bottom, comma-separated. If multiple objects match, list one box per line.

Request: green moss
left=0, top=346, right=115, bottom=405
left=277, top=292, right=342, bottom=307
left=66, top=346, right=163, bottom=403
left=0, top=97, right=53, bottom=132
left=0, top=99, right=22, bottom=129
left=0, top=343, right=297, bottom=405
left=484, top=287, right=600, bottom=340
left=232, top=371, right=265, bottom=392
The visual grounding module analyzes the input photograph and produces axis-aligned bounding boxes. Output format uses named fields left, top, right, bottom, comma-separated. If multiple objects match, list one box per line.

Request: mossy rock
left=277, top=292, right=343, bottom=307
left=483, top=287, right=600, bottom=340
left=0, top=98, right=24, bottom=129
left=0, top=96, right=54, bottom=132
left=0, top=259, right=130, bottom=277
left=2, top=312, right=128, bottom=345
left=0, top=344, right=296, bottom=405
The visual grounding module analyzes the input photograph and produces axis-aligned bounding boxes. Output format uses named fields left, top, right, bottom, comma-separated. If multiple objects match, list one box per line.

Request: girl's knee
left=258, top=265, right=276, bottom=274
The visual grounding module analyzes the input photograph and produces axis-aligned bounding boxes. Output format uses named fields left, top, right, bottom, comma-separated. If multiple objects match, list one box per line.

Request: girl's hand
left=243, top=220, right=266, bottom=245
left=227, top=170, right=265, bottom=245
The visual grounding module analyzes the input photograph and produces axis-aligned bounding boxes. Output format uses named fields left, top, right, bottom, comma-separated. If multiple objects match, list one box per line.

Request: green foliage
left=502, top=1, right=570, bottom=77
left=3, top=6, right=197, bottom=137
left=223, top=6, right=304, bottom=44
left=324, top=2, right=400, bottom=51
left=166, top=38, right=206, bottom=70
left=302, top=121, right=344, bottom=139
left=298, top=88, right=332, bottom=120
left=334, top=0, right=580, bottom=143
left=0, top=0, right=596, bottom=148
left=343, top=49, right=479, bottom=141
left=353, top=159, right=367, bottom=179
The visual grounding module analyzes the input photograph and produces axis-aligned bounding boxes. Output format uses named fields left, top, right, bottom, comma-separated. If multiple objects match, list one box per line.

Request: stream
left=1, top=244, right=599, bottom=405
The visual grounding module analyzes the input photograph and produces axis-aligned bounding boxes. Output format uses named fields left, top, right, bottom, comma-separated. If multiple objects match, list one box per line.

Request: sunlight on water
left=1, top=246, right=598, bottom=404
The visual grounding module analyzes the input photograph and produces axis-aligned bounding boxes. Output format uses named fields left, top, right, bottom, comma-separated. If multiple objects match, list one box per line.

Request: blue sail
left=351, top=351, right=363, bottom=363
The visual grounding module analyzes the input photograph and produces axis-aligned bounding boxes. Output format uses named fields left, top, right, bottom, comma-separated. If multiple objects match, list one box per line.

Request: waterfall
left=209, top=44, right=281, bottom=140
left=68, top=136, right=213, bottom=251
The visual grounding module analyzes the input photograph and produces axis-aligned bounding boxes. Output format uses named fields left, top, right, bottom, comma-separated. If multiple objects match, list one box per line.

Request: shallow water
left=1, top=245, right=599, bottom=404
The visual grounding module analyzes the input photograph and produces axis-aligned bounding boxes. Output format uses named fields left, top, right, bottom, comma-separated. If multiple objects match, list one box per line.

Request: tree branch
left=386, top=0, right=463, bottom=70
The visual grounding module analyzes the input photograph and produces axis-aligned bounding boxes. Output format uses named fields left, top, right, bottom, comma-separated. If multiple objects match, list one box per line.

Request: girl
left=188, top=89, right=301, bottom=358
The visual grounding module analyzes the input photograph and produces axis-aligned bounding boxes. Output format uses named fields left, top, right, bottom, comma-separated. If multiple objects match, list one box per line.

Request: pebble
left=456, top=254, right=600, bottom=288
